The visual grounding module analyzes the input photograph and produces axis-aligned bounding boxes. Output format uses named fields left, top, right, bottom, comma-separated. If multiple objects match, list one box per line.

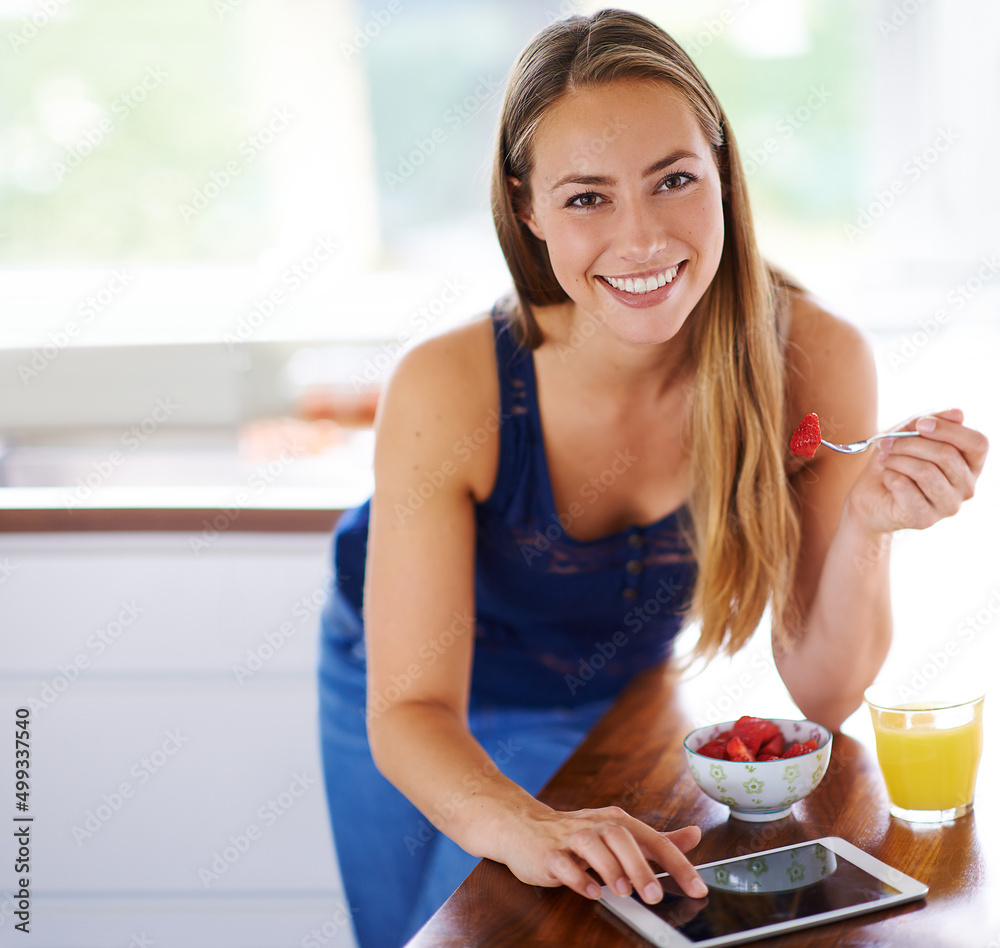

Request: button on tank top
left=322, top=293, right=697, bottom=708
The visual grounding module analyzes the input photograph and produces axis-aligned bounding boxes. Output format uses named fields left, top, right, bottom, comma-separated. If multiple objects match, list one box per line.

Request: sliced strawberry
left=696, top=738, right=729, bottom=760
left=726, top=736, right=755, bottom=762
left=714, top=730, right=734, bottom=743
left=781, top=739, right=819, bottom=759
left=790, top=413, right=822, bottom=458
left=756, top=755, right=780, bottom=762
left=732, top=716, right=780, bottom=756
left=759, top=733, right=786, bottom=759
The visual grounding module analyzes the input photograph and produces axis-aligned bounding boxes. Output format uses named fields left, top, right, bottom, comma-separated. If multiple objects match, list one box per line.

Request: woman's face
left=518, top=79, right=725, bottom=346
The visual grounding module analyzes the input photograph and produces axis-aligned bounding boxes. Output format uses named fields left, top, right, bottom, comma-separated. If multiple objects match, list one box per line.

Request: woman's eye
left=658, top=173, right=695, bottom=191
left=567, top=192, right=604, bottom=208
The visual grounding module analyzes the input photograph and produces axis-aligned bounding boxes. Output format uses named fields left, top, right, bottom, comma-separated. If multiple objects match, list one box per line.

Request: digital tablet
left=599, top=836, right=927, bottom=947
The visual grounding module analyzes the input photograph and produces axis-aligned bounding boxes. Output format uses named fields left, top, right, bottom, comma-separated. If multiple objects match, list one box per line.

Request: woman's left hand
left=848, top=408, right=988, bottom=535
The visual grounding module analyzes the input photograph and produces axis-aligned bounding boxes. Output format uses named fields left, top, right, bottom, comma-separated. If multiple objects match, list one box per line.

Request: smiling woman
left=511, top=82, right=725, bottom=341
left=0, top=6, right=994, bottom=948
left=315, top=9, right=988, bottom=948
left=491, top=25, right=795, bottom=661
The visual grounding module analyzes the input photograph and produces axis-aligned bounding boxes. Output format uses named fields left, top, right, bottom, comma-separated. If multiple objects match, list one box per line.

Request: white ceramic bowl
left=683, top=719, right=833, bottom=822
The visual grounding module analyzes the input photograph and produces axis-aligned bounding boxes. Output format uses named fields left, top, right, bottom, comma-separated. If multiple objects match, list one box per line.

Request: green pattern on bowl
left=742, top=776, right=765, bottom=795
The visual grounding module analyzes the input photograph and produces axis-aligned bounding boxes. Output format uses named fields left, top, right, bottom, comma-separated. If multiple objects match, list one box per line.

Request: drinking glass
left=865, top=689, right=984, bottom=823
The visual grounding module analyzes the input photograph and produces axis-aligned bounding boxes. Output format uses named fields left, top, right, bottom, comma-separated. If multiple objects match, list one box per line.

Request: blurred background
left=1, top=1, right=998, bottom=946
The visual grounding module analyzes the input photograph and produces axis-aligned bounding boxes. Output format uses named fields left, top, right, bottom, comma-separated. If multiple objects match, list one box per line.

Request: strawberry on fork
left=790, top=413, right=921, bottom=458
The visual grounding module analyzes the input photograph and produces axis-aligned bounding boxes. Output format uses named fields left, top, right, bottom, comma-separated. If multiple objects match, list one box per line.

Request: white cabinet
left=0, top=531, right=357, bottom=948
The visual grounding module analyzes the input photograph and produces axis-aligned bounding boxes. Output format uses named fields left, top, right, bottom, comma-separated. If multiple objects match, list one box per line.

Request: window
left=1, top=1, right=996, bottom=350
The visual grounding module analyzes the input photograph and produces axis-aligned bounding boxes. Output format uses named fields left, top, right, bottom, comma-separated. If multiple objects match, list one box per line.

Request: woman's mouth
left=596, top=261, right=687, bottom=307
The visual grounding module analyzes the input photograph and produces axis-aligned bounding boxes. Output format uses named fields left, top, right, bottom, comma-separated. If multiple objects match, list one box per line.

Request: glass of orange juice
left=865, top=689, right=985, bottom=823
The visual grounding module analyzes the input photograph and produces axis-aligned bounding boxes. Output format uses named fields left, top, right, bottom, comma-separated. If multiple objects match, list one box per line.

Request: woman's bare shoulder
left=382, top=312, right=498, bottom=415
left=374, top=311, right=501, bottom=501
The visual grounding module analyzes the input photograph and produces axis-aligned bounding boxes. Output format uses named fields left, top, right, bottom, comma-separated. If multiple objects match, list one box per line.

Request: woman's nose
left=613, top=199, right=667, bottom=264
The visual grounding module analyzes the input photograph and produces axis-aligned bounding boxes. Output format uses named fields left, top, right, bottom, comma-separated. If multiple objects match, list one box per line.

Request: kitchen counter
left=0, top=425, right=373, bottom=532
left=406, top=664, right=998, bottom=948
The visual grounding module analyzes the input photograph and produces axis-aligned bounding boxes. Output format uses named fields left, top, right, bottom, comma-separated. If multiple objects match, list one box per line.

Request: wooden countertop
left=406, top=665, right=996, bottom=948
left=0, top=492, right=345, bottom=532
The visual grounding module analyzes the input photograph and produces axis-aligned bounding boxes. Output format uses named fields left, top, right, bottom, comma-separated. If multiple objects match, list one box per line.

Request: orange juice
left=871, top=702, right=984, bottom=813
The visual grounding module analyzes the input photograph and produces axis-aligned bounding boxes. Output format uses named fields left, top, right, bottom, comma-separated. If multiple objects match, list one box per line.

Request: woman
left=318, top=10, right=988, bottom=947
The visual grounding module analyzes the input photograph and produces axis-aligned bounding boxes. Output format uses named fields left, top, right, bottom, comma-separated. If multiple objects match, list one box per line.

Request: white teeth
left=604, top=265, right=680, bottom=294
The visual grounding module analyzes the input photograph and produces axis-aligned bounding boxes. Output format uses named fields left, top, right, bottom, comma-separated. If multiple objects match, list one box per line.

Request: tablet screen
left=632, top=842, right=903, bottom=941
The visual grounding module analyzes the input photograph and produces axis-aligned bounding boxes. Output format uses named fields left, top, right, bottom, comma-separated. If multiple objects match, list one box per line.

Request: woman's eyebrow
left=548, top=149, right=701, bottom=192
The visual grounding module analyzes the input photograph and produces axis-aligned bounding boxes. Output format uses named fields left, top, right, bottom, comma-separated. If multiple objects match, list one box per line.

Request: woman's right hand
left=499, top=803, right=709, bottom=903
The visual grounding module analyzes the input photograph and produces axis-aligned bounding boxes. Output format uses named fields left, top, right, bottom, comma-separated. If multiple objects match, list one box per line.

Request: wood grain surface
left=406, top=665, right=998, bottom=947
left=0, top=506, right=343, bottom=532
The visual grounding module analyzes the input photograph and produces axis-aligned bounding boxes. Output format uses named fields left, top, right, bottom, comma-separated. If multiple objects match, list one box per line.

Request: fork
left=821, top=430, right=921, bottom=455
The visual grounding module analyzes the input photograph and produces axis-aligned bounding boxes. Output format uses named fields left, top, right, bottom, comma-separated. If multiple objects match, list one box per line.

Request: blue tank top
left=322, top=294, right=698, bottom=708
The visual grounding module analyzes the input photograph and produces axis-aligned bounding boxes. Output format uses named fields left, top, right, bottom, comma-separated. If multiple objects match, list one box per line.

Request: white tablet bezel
left=599, top=836, right=928, bottom=948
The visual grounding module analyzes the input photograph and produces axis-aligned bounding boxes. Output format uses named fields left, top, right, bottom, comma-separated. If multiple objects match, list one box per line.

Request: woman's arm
left=774, top=297, right=988, bottom=731
left=364, top=322, right=707, bottom=904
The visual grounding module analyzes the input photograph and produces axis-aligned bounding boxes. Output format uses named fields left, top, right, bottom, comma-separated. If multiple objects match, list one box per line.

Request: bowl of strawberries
left=683, top=716, right=833, bottom=822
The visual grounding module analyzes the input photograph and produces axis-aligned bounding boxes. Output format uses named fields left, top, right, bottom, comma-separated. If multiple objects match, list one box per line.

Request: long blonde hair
left=490, top=9, right=800, bottom=660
